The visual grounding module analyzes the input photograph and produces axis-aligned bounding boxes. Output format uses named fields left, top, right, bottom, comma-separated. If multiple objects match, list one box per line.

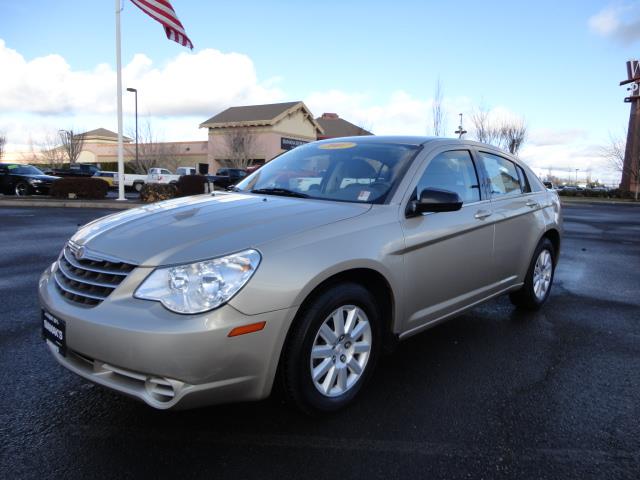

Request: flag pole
left=115, top=0, right=126, bottom=201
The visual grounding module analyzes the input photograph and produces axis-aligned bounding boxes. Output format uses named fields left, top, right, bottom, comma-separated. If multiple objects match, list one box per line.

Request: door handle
left=474, top=210, right=492, bottom=220
left=526, top=200, right=539, bottom=208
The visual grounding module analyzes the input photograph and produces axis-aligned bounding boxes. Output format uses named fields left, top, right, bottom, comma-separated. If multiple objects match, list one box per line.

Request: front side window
left=479, top=152, right=521, bottom=197
left=235, top=141, right=420, bottom=204
left=415, top=150, right=481, bottom=204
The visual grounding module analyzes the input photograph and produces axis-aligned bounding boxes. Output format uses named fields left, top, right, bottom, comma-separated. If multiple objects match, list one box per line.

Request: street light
left=126, top=87, right=138, bottom=169
left=575, top=168, right=579, bottom=186
left=454, top=113, right=467, bottom=138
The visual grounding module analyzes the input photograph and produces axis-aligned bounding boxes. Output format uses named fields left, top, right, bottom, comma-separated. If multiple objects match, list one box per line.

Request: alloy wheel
left=15, top=183, right=28, bottom=196
left=533, top=249, right=553, bottom=301
left=309, top=305, right=372, bottom=397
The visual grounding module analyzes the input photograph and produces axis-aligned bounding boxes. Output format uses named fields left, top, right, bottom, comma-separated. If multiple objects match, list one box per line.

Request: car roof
left=313, top=135, right=512, bottom=151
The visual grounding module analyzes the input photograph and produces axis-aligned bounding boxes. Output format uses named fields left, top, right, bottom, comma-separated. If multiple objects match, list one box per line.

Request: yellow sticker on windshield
left=318, top=142, right=357, bottom=150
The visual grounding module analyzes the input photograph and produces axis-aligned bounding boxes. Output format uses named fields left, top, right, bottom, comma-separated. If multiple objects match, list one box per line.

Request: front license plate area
left=42, top=311, right=66, bottom=357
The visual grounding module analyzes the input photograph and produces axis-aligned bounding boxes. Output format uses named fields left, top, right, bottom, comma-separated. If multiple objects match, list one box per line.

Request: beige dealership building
left=200, top=101, right=324, bottom=169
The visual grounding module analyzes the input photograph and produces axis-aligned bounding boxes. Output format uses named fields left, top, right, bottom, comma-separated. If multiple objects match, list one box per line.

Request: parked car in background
left=39, top=137, right=562, bottom=413
left=112, top=173, right=147, bottom=192
left=52, top=163, right=101, bottom=178
left=207, top=168, right=248, bottom=189
left=147, top=167, right=197, bottom=185
left=93, top=171, right=116, bottom=187
left=0, top=163, right=60, bottom=196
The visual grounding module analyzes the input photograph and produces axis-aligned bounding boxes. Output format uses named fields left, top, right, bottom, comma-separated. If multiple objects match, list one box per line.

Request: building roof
left=316, top=113, right=373, bottom=139
left=200, top=101, right=324, bottom=134
left=76, top=128, right=132, bottom=143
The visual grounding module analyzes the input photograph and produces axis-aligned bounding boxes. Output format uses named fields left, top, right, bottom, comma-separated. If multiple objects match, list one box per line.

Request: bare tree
left=126, top=120, right=179, bottom=174
left=431, top=78, right=446, bottom=136
left=470, top=106, right=527, bottom=155
left=59, top=129, right=85, bottom=164
left=602, top=131, right=639, bottom=200
left=222, top=129, right=256, bottom=169
left=0, top=132, right=6, bottom=161
left=470, top=106, right=501, bottom=145
left=33, top=134, right=66, bottom=168
left=499, top=119, right=527, bottom=155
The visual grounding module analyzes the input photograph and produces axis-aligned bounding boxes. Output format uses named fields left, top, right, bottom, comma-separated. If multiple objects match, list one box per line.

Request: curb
left=0, top=198, right=141, bottom=209
left=560, top=198, right=640, bottom=207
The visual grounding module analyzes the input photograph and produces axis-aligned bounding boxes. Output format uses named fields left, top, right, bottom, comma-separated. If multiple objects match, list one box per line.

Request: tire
left=509, top=238, right=556, bottom=310
left=133, top=182, right=143, bottom=193
left=14, top=182, right=30, bottom=196
left=281, top=282, right=381, bottom=414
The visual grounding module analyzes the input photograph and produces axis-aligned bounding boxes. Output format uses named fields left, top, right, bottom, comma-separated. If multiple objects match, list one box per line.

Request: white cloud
left=305, top=89, right=474, bottom=136
left=588, top=3, right=640, bottom=43
left=0, top=39, right=284, bottom=116
left=589, top=6, right=621, bottom=35
left=528, top=128, right=589, bottom=146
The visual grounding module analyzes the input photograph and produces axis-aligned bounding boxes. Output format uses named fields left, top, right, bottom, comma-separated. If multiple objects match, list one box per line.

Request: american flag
left=130, top=0, right=194, bottom=49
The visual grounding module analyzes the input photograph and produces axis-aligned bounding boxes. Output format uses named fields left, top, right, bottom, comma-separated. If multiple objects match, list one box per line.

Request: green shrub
left=50, top=178, right=108, bottom=199
left=140, top=183, right=178, bottom=203
left=177, top=175, right=209, bottom=197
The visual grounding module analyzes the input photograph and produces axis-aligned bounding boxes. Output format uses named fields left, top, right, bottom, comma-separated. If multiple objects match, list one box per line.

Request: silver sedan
left=39, top=136, right=562, bottom=413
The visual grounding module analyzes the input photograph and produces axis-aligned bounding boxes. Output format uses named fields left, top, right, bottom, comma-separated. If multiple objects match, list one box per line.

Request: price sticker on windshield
left=358, top=191, right=371, bottom=201
left=318, top=142, right=357, bottom=150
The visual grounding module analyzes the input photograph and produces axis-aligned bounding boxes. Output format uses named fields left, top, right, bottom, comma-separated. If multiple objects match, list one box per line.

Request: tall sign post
left=620, top=60, right=640, bottom=196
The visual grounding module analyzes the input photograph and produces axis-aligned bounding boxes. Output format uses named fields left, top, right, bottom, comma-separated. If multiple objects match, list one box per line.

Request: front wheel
left=509, top=238, right=556, bottom=310
left=14, top=182, right=30, bottom=196
left=281, top=283, right=381, bottom=414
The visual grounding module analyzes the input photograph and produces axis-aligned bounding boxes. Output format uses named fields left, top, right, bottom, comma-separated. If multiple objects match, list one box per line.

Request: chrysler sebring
left=39, top=137, right=562, bottom=413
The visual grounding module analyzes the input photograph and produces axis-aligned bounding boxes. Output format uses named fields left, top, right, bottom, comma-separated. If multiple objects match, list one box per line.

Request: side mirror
left=407, top=188, right=463, bottom=216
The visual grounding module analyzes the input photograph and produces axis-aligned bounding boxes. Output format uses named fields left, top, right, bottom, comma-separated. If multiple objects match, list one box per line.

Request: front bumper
left=38, top=264, right=296, bottom=409
left=32, top=184, right=52, bottom=195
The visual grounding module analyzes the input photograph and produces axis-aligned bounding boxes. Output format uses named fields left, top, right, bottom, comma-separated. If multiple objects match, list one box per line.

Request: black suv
left=0, top=163, right=60, bottom=196
left=207, top=168, right=248, bottom=189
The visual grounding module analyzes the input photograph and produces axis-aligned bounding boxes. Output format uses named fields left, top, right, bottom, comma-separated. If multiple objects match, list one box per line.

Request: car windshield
left=5, top=165, right=44, bottom=175
left=234, top=141, right=420, bottom=204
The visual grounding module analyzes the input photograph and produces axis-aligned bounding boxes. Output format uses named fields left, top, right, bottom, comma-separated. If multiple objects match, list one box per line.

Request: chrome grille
left=54, top=242, right=136, bottom=307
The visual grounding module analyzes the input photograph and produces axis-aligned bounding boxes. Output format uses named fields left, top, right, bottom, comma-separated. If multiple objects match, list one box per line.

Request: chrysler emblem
left=75, top=246, right=86, bottom=260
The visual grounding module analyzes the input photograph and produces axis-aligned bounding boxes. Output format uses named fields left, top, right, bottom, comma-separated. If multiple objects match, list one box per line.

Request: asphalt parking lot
left=0, top=202, right=639, bottom=479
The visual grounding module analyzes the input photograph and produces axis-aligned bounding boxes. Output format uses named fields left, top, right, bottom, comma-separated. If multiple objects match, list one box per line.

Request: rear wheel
left=281, top=283, right=381, bottom=414
left=14, top=182, right=30, bottom=196
left=509, top=238, right=556, bottom=310
left=133, top=182, right=143, bottom=192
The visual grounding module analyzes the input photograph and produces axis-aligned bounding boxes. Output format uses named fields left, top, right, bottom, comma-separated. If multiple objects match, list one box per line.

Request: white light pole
left=115, top=0, right=126, bottom=201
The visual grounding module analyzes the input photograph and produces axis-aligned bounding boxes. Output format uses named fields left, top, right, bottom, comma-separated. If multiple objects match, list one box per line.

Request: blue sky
left=0, top=0, right=638, bottom=182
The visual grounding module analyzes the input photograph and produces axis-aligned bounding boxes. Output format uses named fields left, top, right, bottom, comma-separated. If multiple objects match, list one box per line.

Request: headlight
left=30, top=178, right=43, bottom=184
left=134, top=249, right=261, bottom=314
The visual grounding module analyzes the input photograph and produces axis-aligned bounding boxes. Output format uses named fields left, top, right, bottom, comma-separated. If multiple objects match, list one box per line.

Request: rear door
left=400, top=148, right=495, bottom=332
left=477, top=151, right=546, bottom=288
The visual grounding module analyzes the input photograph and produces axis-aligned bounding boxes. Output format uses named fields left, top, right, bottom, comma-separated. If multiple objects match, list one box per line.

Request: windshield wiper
left=250, top=188, right=309, bottom=198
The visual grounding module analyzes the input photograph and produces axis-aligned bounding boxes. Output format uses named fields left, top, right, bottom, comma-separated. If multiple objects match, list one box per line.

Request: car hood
left=70, top=192, right=371, bottom=266
left=21, top=174, right=60, bottom=182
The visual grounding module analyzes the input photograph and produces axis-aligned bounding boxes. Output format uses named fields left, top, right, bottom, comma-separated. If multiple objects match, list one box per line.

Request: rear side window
left=479, top=152, right=521, bottom=197
left=416, top=150, right=481, bottom=204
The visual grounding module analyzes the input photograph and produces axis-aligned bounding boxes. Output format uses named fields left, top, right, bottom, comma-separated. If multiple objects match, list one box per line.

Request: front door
left=400, top=149, right=495, bottom=333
